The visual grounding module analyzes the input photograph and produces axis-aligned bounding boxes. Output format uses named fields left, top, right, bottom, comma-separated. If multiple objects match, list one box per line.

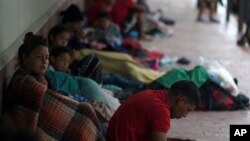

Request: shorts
left=197, top=0, right=216, bottom=7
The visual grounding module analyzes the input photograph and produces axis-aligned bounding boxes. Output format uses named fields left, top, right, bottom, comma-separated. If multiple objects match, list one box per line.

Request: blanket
left=80, top=49, right=165, bottom=83
left=5, top=69, right=105, bottom=141
left=45, top=70, right=120, bottom=111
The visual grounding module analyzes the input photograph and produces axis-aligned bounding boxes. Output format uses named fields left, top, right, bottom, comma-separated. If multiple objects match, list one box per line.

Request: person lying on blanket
left=47, top=46, right=120, bottom=111
left=48, top=24, right=103, bottom=84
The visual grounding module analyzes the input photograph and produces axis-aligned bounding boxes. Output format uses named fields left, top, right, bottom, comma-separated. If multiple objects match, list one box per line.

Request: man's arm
left=151, top=131, right=167, bottom=141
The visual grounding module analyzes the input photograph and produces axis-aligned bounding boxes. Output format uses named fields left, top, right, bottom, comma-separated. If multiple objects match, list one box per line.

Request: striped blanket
left=5, top=69, right=105, bottom=141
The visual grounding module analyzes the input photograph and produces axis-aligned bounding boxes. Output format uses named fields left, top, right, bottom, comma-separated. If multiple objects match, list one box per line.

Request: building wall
left=0, top=0, right=67, bottom=69
left=0, top=0, right=85, bottom=114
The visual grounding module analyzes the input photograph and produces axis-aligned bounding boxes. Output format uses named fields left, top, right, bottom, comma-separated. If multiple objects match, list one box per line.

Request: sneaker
left=197, top=18, right=206, bottom=22
left=210, top=18, right=220, bottom=23
left=177, top=57, right=191, bottom=65
left=237, top=36, right=247, bottom=47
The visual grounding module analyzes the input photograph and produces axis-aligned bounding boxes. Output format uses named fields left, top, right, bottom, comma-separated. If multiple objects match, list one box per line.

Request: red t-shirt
left=111, top=0, right=135, bottom=27
left=85, top=0, right=112, bottom=25
left=106, top=89, right=170, bottom=141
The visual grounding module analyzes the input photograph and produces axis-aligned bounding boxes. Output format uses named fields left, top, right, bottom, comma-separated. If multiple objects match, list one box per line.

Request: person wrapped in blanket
left=48, top=46, right=146, bottom=103
left=48, top=24, right=103, bottom=84
left=47, top=46, right=120, bottom=112
left=141, top=66, right=249, bottom=110
left=62, top=4, right=164, bottom=70
left=59, top=4, right=165, bottom=83
left=3, top=33, right=109, bottom=140
left=47, top=23, right=147, bottom=99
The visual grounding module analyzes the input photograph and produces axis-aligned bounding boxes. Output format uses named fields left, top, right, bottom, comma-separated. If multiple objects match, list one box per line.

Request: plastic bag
left=199, top=57, right=239, bottom=96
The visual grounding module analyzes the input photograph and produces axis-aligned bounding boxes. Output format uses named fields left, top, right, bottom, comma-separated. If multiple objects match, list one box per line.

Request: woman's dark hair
left=49, top=46, right=71, bottom=58
left=48, top=24, right=69, bottom=46
left=169, top=80, right=201, bottom=105
left=60, top=4, right=83, bottom=24
left=18, top=32, right=47, bottom=66
left=98, top=10, right=111, bottom=19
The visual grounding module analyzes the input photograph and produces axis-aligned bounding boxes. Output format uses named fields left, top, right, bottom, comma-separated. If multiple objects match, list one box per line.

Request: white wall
left=0, top=0, right=67, bottom=69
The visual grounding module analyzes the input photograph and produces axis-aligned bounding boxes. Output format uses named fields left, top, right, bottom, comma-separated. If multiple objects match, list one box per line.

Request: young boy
left=49, top=46, right=72, bottom=73
left=94, top=10, right=123, bottom=51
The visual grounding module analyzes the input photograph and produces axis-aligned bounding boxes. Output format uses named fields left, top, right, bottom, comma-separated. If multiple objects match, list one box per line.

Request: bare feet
left=139, top=35, right=153, bottom=41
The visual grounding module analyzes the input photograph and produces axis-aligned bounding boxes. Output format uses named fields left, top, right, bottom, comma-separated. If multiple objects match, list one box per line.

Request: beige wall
left=0, top=0, right=85, bottom=114
left=0, top=0, right=69, bottom=70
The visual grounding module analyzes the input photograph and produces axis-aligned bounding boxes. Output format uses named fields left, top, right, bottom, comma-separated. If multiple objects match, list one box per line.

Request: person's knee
left=209, top=0, right=217, bottom=7
left=198, top=1, right=206, bottom=9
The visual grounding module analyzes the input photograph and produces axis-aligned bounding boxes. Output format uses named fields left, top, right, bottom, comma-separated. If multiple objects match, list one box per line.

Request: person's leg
left=136, top=12, right=152, bottom=40
left=238, top=19, right=244, bottom=34
left=209, top=0, right=219, bottom=22
left=197, top=0, right=206, bottom=21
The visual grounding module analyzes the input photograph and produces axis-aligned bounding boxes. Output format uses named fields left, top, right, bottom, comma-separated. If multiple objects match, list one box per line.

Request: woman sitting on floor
left=4, top=33, right=106, bottom=140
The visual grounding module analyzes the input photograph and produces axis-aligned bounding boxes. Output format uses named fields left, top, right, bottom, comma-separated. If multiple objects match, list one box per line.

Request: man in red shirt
left=106, top=80, right=200, bottom=141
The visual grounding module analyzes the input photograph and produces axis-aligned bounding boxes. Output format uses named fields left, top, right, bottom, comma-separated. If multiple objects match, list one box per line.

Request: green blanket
left=156, top=66, right=209, bottom=88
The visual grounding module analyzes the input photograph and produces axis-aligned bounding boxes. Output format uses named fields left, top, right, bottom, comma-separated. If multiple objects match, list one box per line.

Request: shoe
left=177, top=57, right=191, bottom=65
left=236, top=93, right=250, bottom=108
left=237, top=36, right=247, bottom=47
left=233, top=78, right=238, bottom=86
left=210, top=18, right=220, bottom=23
left=197, top=18, right=206, bottom=22
left=160, top=17, right=175, bottom=25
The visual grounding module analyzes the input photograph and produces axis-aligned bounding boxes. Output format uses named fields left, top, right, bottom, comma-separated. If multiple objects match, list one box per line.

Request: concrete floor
left=141, top=0, right=250, bottom=141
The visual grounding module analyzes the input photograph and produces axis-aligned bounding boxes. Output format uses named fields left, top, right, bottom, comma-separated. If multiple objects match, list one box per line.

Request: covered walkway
left=144, top=0, right=250, bottom=140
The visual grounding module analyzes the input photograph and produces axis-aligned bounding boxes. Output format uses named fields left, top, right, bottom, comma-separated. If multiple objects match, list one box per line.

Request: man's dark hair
left=169, top=80, right=201, bottom=105
left=49, top=46, right=71, bottom=58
